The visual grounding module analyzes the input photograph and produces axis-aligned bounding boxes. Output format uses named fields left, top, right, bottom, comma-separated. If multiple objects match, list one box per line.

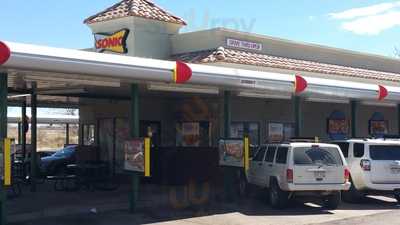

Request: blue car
left=40, top=146, right=77, bottom=175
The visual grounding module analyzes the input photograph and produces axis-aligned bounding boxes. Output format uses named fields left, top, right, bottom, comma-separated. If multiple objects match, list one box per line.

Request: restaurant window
left=267, top=122, right=294, bottom=143
left=83, top=124, right=95, bottom=146
left=68, top=124, right=79, bottom=145
left=176, top=121, right=211, bottom=147
left=230, top=122, right=260, bottom=146
left=38, top=123, right=66, bottom=151
left=7, top=123, right=19, bottom=144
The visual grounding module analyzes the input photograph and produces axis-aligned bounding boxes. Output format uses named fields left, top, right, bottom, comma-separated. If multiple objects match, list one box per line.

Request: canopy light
left=38, top=88, right=88, bottom=95
left=306, top=97, right=349, bottom=104
left=25, top=75, right=121, bottom=88
left=7, top=94, right=30, bottom=99
left=361, top=101, right=396, bottom=107
left=147, top=84, right=219, bottom=95
left=238, top=91, right=292, bottom=100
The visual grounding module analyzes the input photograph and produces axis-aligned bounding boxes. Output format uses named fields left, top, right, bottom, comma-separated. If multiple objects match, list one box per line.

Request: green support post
left=30, top=82, right=38, bottom=192
left=223, top=90, right=235, bottom=201
left=0, top=73, right=8, bottom=225
left=398, top=104, right=400, bottom=135
left=224, top=90, right=232, bottom=139
left=129, top=83, right=140, bottom=213
left=350, top=101, right=357, bottom=138
left=21, top=99, right=26, bottom=162
left=294, top=96, right=302, bottom=137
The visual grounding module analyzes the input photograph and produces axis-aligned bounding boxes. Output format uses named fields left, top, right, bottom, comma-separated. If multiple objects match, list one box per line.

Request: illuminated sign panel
left=94, top=29, right=129, bottom=54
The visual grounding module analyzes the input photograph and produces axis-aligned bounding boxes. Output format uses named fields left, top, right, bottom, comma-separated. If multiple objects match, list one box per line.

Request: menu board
left=219, top=139, right=244, bottom=167
left=369, top=120, right=388, bottom=136
left=328, top=119, right=348, bottom=135
left=268, top=123, right=284, bottom=143
left=124, top=138, right=145, bottom=172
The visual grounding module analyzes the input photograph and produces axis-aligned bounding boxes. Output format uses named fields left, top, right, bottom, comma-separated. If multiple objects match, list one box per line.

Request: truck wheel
left=269, top=180, right=288, bottom=209
left=323, top=191, right=341, bottom=210
left=342, top=179, right=363, bottom=203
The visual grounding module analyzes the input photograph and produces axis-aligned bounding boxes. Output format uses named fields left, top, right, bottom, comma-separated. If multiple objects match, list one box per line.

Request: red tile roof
left=172, top=47, right=400, bottom=83
left=84, top=0, right=186, bottom=25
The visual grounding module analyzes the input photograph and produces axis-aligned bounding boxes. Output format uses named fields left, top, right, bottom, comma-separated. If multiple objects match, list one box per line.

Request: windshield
left=294, top=147, right=343, bottom=166
left=369, top=145, right=400, bottom=160
left=52, top=147, right=75, bottom=158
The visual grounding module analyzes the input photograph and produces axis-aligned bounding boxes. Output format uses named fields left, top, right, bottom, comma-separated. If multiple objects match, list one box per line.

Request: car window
left=253, top=146, right=266, bottom=161
left=334, top=142, right=349, bottom=158
left=275, top=147, right=288, bottom=164
left=353, top=143, right=365, bottom=158
left=369, top=145, right=400, bottom=160
left=265, top=146, right=277, bottom=162
left=293, top=146, right=343, bottom=166
left=52, top=147, right=75, bottom=158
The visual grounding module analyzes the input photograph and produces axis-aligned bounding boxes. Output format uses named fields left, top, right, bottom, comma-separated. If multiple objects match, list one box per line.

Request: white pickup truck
left=245, top=142, right=350, bottom=209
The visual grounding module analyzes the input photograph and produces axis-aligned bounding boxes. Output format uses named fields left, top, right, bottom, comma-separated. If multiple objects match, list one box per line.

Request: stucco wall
left=80, top=95, right=398, bottom=148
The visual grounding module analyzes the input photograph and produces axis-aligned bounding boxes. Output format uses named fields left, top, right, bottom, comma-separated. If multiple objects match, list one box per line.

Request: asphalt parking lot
left=11, top=195, right=400, bottom=225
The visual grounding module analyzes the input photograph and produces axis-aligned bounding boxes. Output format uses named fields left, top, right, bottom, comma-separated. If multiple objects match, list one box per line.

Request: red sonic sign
left=94, top=29, right=129, bottom=54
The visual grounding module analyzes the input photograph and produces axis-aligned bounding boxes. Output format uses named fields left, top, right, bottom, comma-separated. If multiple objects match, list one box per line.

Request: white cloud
left=329, top=1, right=400, bottom=19
left=329, top=1, right=400, bottom=35
left=341, top=11, right=400, bottom=35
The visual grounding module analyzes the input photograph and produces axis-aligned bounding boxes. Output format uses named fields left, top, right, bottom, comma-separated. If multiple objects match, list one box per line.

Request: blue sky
left=1, top=0, right=400, bottom=57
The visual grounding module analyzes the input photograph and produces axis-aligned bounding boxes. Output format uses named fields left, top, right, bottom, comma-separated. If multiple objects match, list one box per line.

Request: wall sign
left=226, top=38, right=262, bottom=51
left=327, top=110, right=348, bottom=140
left=124, top=137, right=151, bottom=177
left=94, top=29, right=129, bottom=54
left=218, top=139, right=244, bottom=167
left=369, top=112, right=388, bottom=137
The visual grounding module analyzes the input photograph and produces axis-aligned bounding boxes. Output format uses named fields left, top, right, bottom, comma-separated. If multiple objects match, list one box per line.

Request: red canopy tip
left=0, top=41, right=10, bottom=65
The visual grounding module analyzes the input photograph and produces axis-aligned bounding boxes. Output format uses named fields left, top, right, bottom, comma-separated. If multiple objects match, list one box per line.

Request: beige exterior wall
left=171, top=28, right=400, bottom=75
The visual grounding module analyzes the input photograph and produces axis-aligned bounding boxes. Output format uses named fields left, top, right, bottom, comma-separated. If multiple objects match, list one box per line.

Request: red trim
left=294, top=74, right=307, bottom=94
left=174, top=61, right=192, bottom=84
left=0, top=41, right=10, bottom=65
left=378, top=85, right=388, bottom=101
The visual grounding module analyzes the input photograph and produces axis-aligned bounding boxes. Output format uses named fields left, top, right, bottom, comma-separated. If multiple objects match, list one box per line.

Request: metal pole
left=65, top=123, right=69, bottom=146
left=30, top=82, right=38, bottom=192
left=398, top=104, right=400, bottom=135
left=0, top=73, right=8, bottom=225
left=17, top=122, right=21, bottom=144
left=294, top=96, right=302, bottom=137
left=22, top=99, right=26, bottom=160
left=223, top=90, right=231, bottom=138
left=351, top=100, right=357, bottom=138
left=129, top=83, right=140, bottom=213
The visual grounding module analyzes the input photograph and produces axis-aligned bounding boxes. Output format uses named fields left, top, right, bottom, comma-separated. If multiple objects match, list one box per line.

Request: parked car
left=245, top=142, right=350, bottom=209
left=40, top=146, right=77, bottom=175
left=332, top=138, right=400, bottom=203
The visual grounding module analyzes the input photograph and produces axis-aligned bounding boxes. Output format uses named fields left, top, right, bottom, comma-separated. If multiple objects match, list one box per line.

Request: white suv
left=246, top=142, right=350, bottom=209
left=332, top=138, right=400, bottom=203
